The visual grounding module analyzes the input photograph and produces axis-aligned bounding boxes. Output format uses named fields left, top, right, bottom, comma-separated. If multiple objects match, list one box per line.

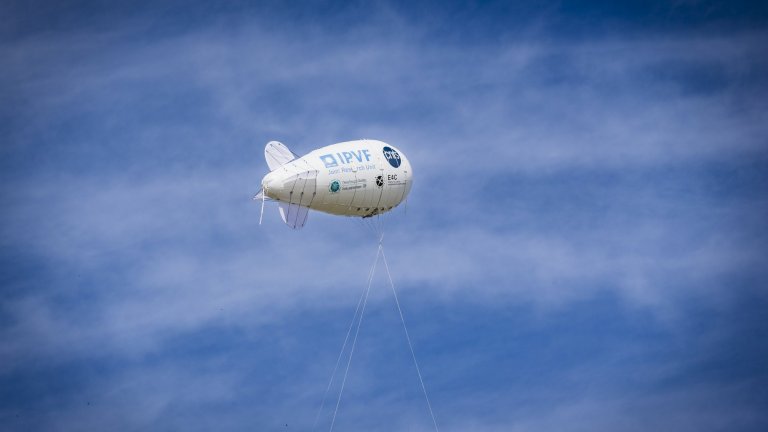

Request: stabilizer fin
left=278, top=202, right=310, bottom=230
left=265, top=141, right=296, bottom=171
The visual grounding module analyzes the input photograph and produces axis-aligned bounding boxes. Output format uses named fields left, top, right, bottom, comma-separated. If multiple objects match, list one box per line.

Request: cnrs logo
left=382, top=146, right=401, bottom=168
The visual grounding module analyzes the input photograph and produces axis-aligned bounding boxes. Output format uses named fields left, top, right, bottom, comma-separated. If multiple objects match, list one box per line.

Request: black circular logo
left=375, top=175, right=384, bottom=187
left=382, top=146, right=401, bottom=168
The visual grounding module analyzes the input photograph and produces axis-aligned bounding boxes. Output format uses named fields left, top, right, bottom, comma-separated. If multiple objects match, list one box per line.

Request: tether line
left=381, top=246, right=440, bottom=432
left=312, top=247, right=380, bottom=431
left=328, top=246, right=380, bottom=431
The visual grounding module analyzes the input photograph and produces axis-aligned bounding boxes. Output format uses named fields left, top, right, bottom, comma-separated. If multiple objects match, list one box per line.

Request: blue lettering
left=324, top=149, right=372, bottom=167
left=352, top=150, right=364, bottom=163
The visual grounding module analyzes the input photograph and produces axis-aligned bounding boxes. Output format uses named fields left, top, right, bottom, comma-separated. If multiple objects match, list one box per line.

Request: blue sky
left=1, top=1, right=767, bottom=431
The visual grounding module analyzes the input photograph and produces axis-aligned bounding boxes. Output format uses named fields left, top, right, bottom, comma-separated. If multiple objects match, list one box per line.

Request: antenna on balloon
left=259, top=188, right=267, bottom=225
left=253, top=188, right=266, bottom=225
left=259, top=191, right=265, bottom=225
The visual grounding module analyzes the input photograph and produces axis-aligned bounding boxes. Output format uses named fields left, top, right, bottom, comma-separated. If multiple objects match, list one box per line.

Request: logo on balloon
left=382, top=146, right=401, bottom=168
left=320, top=154, right=338, bottom=168
left=329, top=180, right=341, bottom=193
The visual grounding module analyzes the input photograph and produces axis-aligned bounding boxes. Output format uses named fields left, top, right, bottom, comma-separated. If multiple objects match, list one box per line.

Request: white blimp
left=254, top=139, right=413, bottom=229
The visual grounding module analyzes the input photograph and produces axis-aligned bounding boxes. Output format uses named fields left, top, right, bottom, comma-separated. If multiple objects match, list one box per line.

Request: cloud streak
left=2, top=3, right=768, bottom=431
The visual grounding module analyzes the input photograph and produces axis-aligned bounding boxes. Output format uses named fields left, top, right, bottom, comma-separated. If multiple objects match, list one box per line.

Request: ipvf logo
left=382, top=146, right=401, bottom=168
left=320, top=149, right=372, bottom=168
left=319, top=154, right=338, bottom=168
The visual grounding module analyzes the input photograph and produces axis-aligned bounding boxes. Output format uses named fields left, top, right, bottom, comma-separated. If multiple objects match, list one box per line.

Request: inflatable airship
left=254, top=140, right=413, bottom=229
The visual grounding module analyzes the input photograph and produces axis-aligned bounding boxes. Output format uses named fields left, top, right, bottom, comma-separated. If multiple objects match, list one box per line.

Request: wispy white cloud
left=4, top=22, right=766, bottom=172
left=2, top=7, right=767, bottom=431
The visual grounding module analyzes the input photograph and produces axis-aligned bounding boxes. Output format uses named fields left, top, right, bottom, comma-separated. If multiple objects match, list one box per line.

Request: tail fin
left=278, top=202, right=310, bottom=229
left=260, top=141, right=311, bottom=229
left=265, top=141, right=295, bottom=171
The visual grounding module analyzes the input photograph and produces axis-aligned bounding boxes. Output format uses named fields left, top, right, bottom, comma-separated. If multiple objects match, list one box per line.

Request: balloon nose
left=261, top=171, right=285, bottom=199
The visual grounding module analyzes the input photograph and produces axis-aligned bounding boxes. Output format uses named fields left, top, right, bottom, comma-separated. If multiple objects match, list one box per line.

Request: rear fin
left=252, top=188, right=275, bottom=202
left=265, top=141, right=296, bottom=171
left=278, top=202, right=309, bottom=230
left=252, top=188, right=264, bottom=201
